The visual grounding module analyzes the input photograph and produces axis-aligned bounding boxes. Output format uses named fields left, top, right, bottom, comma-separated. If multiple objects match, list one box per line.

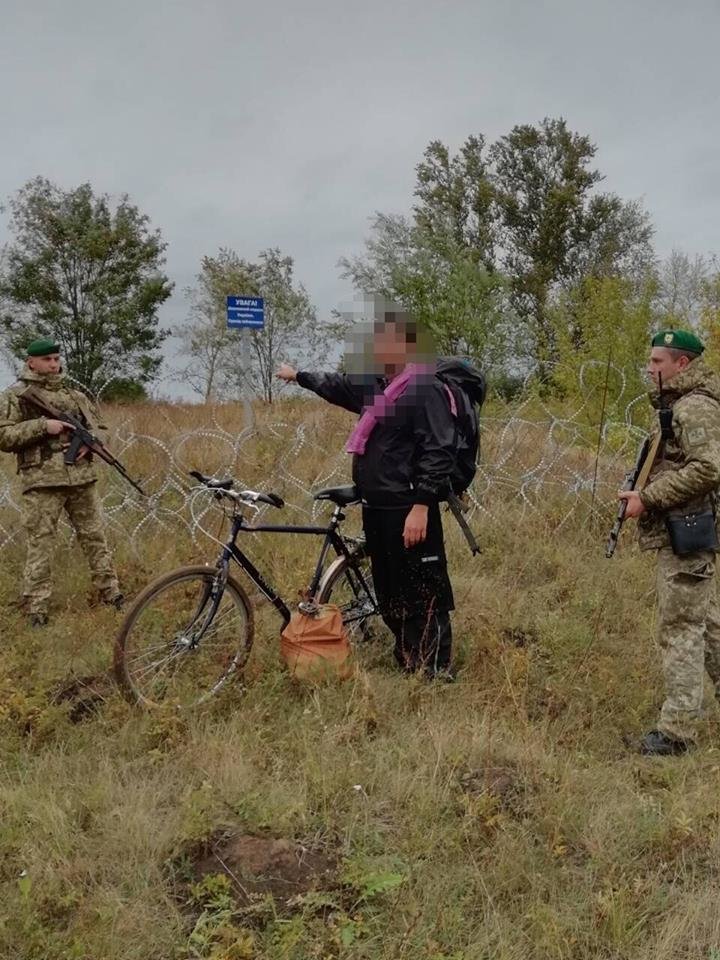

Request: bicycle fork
left=177, top=562, right=229, bottom=651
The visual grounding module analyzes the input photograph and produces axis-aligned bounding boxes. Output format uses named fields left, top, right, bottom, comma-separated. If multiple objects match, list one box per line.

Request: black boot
left=29, top=612, right=49, bottom=629
left=396, top=611, right=453, bottom=678
left=638, top=730, right=690, bottom=756
left=102, top=592, right=125, bottom=610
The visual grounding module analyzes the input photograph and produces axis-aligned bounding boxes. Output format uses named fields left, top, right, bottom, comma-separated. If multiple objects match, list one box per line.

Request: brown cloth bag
left=280, top=604, right=354, bottom=681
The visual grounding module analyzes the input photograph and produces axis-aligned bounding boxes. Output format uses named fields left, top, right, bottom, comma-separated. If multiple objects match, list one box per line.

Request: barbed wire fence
left=0, top=362, right=651, bottom=557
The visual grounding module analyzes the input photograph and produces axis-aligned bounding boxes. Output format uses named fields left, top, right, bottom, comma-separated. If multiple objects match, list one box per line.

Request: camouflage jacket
left=638, top=359, right=720, bottom=550
left=0, top=365, right=104, bottom=493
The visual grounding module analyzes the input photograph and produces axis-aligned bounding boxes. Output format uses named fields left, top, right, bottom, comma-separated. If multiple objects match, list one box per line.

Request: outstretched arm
left=277, top=363, right=367, bottom=414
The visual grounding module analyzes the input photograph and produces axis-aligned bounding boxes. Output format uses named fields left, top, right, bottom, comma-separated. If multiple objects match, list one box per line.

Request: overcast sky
left=1, top=0, right=718, bottom=396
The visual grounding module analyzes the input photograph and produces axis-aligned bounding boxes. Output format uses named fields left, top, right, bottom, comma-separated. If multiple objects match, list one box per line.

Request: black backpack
left=436, top=358, right=486, bottom=495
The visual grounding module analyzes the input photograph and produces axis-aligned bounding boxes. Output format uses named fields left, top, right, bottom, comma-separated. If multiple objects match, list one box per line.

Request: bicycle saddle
left=313, top=485, right=360, bottom=506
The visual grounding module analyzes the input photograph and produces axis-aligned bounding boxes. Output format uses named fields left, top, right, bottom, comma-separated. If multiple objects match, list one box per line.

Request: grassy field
left=2, top=398, right=720, bottom=960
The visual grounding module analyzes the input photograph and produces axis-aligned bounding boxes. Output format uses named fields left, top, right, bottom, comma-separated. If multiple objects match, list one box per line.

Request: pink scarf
left=346, top=363, right=437, bottom=455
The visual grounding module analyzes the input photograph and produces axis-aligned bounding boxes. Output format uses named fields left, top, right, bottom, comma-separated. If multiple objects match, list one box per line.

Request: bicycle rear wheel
left=114, top=565, right=254, bottom=709
left=317, top=546, right=385, bottom=643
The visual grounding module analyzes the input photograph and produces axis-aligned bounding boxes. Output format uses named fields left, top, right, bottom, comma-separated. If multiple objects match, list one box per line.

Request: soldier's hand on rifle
left=61, top=441, right=90, bottom=460
left=45, top=419, right=72, bottom=436
left=618, top=490, right=646, bottom=518
left=276, top=363, right=297, bottom=382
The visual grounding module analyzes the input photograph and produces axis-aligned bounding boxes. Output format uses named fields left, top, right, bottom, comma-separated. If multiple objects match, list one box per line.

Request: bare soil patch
left=190, top=832, right=337, bottom=908
left=52, top=672, right=114, bottom=722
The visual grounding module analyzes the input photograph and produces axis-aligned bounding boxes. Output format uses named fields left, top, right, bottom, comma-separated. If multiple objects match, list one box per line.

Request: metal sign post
left=227, top=296, right=265, bottom=429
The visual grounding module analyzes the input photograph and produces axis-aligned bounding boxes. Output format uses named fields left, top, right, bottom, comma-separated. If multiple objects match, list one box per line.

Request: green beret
left=651, top=329, right=704, bottom=355
left=27, top=338, right=60, bottom=357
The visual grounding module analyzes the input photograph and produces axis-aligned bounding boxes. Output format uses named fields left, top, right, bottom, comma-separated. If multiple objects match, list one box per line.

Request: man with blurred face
left=277, top=308, right=457, bottom=679
left=619, top=330, right=720, bottom=755
left=0, top=338, right=122, bottom=627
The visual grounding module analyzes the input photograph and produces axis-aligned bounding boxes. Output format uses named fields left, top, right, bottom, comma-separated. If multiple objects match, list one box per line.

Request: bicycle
left=114, top=471, right=381, bottom=708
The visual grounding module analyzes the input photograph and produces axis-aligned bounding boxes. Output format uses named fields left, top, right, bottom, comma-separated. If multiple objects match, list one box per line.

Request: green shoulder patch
left=687, top=425, right=708, bottom=446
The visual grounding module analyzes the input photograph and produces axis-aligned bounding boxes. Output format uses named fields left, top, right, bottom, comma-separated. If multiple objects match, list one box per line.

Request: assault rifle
left=606, top=373, right=671, bottom=558
left=20, top=387, right=146, bottom=496
left=605, top=437, right=654, bottom=557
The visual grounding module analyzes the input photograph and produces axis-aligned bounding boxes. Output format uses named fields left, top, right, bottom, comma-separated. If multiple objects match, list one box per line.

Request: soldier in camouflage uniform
left=619, top=329, right=720, bottom=755
left=0, top=339, right=122, bottom=627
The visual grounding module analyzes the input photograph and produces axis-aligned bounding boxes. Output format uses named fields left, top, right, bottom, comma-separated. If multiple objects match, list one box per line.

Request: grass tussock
left=2, top=399, right=720, bottom=959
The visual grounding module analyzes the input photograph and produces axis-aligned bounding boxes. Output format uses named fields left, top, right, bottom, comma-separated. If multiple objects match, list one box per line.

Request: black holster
left=666, top=508, right=719, bottom=555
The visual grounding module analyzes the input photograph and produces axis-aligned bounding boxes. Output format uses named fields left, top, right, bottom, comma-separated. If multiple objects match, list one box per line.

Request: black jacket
left=296, top=370, right=456, bottom=508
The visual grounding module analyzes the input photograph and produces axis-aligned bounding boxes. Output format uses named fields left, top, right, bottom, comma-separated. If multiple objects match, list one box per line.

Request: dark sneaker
left=638, top=729, right=690, bottom=756
left=29, top=612, right=49, bottom=629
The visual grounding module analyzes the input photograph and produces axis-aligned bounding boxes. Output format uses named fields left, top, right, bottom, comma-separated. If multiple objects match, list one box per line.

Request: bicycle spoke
left=118, top=570, right=252, bottom=708
left=319, top=550, right=384, bottom=645
left=194, top=603, right=243, bottom=634
left=147, top=647, right=188, bottom=692
left=192, top=613, right=247, bottom=646
left=133, top=647, right=185, bottom=683
left=124, top=640, right=179, bottom=665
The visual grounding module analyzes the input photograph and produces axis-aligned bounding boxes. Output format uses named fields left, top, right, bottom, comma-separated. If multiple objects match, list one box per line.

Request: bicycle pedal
left=298, top=601, right=320, bottom=615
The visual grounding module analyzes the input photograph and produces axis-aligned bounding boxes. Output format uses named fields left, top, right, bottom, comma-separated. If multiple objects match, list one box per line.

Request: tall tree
left=0, top=177, right=173, bottom=393
left=490, top=118, right=654, bottom=363
left=696, top=261, right=720, bottom=369
left=655, top=251, right=715, bottom=328
left=178, top=249, right=255, bottom=402
left=552, top=275, right=655, bottom=423
left=413, top=136, right=495, bottom=269
left=244, top=249, right=322, bottom=404
left=342, top=119, right=655, bottom=374
left=339, top=215, right=519, bottom=372
left=180, top=247, right=329, bottom=403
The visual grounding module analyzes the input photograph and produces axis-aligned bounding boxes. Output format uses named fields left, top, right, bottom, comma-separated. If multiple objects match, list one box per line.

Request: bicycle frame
left=216, top=502, right=364, bottom=627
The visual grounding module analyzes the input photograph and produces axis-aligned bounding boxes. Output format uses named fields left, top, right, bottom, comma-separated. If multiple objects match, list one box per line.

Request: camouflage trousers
left=22, top=484, right=119, bottom=615
left=655, top=547, right=720, bottom=742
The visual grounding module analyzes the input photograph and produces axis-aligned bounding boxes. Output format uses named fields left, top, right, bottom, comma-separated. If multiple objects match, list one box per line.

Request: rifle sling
left=635, top=431, right=662, bottom=491
left=19, top=387, right=68, bottom=421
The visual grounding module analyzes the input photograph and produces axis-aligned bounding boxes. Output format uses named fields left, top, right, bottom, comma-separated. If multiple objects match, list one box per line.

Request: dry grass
left=2, top=399, right=720, bottom=960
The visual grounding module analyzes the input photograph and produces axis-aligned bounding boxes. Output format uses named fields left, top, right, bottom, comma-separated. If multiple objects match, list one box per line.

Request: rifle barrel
left=605, top=437, right=652, bottom=559
left=605, top=499, right=628, bottom=558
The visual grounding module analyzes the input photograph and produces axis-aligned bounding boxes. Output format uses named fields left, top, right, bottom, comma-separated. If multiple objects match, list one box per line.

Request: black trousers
left=362, top=503, right=454, bottom=674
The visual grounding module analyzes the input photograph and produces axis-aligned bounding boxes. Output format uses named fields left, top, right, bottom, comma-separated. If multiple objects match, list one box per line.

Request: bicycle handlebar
left=189, top=471, right=284, bottom=509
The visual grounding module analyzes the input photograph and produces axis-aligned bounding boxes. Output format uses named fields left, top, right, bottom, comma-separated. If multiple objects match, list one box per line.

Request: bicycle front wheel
left=114, top=565, right=254, bottom=709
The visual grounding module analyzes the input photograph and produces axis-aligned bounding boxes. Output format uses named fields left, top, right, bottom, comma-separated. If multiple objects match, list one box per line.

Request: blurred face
left=373, top=322, right=413, bottom=373
left=28, top=353, right=61, bottom=375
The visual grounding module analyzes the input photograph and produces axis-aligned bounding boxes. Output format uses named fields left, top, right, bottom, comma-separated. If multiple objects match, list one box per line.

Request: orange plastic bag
left=280, top=604, right=354, bottom=682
